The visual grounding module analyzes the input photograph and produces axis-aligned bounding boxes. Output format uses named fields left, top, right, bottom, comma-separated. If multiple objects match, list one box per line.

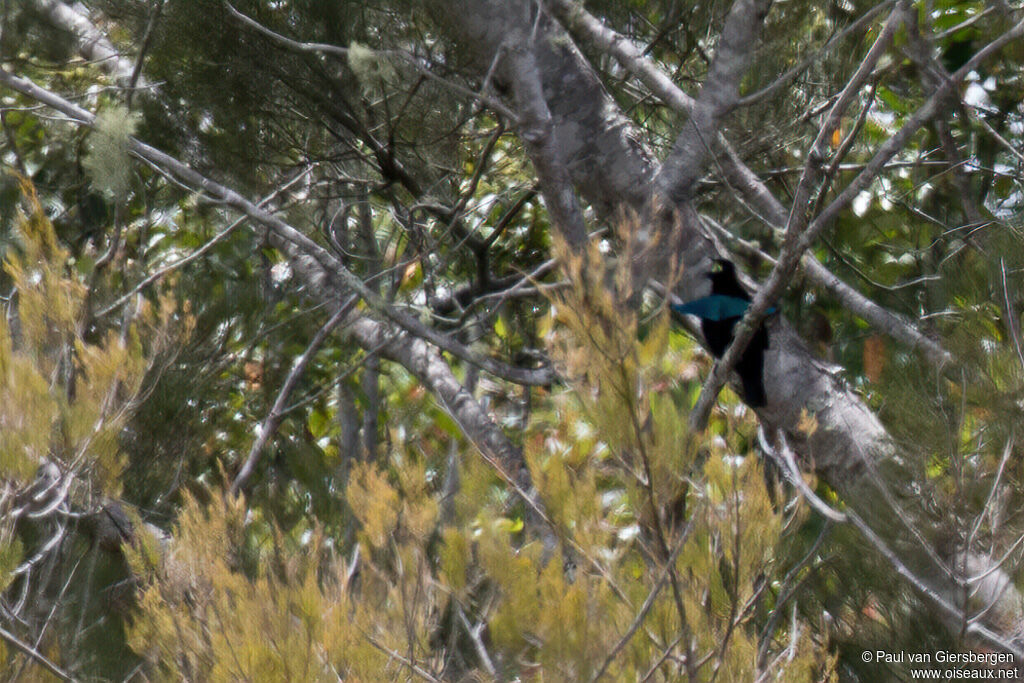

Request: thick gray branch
left=546, top=0, right=955, bottom=370
left=433, top=0, right=888, bottom=488
left=0, top=67, right=542, bottom=516
left=653, top=0, right=772, bottom=205
left=30, top=0, right=147, bottom=91
left=506, top=29, right=589, bottom=246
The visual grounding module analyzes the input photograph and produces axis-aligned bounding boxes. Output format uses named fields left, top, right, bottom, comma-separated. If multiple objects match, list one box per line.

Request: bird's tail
left=740, top=366, right=767, bottom=408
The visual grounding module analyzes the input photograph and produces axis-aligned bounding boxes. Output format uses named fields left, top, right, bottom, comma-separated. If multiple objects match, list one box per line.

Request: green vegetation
left=1, top=0, right=1023, bottom=680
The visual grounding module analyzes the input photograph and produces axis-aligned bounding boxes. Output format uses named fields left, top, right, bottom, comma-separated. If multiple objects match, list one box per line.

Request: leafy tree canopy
left=1, top=0, right=1023, bottom=680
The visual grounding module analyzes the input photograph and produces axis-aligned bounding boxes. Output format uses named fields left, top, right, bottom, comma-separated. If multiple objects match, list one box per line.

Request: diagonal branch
left=546, top=0, right=955, bottom=373
left=0, top=624, right=76, bottom=682
left=737, top=0, right=894, bottom=106
left=588, top=520, right=694, bottom=683
left=0, top=66, right=555, bottom=538
left=809, top=14, right=1024, bottom=235
left=0, top=68, right=554, bottom=386
left=230, top=299, right=356, bottom=496
left=30, top=0, right=142, bottom=89
left=653, top=0, right=772, bottom=204
left=690, top=8, right=1024, bottom=428
left=542, top=0, right=696, bottom=114
left=95, top=166, right=316, bottom=318
left=761, top=432, right=1024, bottom=658
left=688, top=5, right=902, bottom=426
left=692, top=4, right=903, bottom=427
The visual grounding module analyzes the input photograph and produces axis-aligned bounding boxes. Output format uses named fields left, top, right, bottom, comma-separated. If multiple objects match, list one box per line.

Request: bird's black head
left=710, top=258, right=735, bottom=277
left=708, top=258, right=748, bottom=299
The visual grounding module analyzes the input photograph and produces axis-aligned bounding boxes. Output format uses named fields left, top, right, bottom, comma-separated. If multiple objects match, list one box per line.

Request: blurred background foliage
left=0, top=0, right=1022, bottom=680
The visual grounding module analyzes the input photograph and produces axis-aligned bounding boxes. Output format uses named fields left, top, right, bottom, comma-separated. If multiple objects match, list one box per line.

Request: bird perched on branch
left=671, top=259, right=772, bottom=407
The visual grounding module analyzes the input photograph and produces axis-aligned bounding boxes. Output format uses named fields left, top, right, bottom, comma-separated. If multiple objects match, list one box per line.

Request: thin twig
left=737, top=1, right=894, bottom=106
left=126, top=0, right=165, bottom=108
left=1001, top=259, right=1024, bottom=370
left=231, top=298, right=356, bottom=495
left=0, top=624, right=77, bottom=682
left=364, top=634, right=441, bottom=682
left=0, top=67, right=555, bottom=386
left=96, top=166, right=316, bottom=318
left=759, top=432, right=846, bottom=523
left=224, top=2, right=518, bottom=121
left=589, top=521, right=694, bottom=682
left=456, top=605, right=498, bottom=677
left=846, top=507, right=1023, bottom=658
left=690, top=7, right=1024, bottom=427
left=550, top=0, right=957, bottom=375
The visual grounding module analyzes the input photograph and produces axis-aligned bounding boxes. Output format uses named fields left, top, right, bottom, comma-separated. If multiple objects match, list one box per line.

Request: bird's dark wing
left=672, top=295, right=749, bottom=320
left=672, top=295, right=777, bottom=321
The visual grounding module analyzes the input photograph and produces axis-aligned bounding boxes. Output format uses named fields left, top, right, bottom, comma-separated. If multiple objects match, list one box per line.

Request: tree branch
left=30, top=0, right=150, bottom=92
left=546, top=0, right=956, bottom=374
left=653, top=0, right=772, bottom=205
left=0, top=66, right=555, bottom=539
left=0, top=624, right=77, bottom=682
left=0, top=68, right=554, bottom=387
left=809, top=14, right=1024, bottom=234
left=230, top=299, right=355, bottom=496
left=688, top=3, right=904, bottom=430
left=542, top=0, right=696, bottom=114
left=691, top=5, right=1024, bottom=427
left=505, top=33, right=589, bottom=247
left=737, top=0, right=894, bottom=106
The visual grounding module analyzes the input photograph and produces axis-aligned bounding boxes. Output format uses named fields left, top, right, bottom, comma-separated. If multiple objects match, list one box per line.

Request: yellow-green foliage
left=0, top=179, right=181, bottom=675
left=1, top=179, right=158, bottom=496
left=127, top=459, right=449, bottom=681
left=124, top=225, right=834, bottom=681
left=463, top=235, right=835, bottom=681
left=127, top=491, right=387, bottom=681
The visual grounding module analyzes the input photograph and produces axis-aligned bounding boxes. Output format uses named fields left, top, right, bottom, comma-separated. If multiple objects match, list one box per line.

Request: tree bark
left=428, top=0, right=1024, bottom=649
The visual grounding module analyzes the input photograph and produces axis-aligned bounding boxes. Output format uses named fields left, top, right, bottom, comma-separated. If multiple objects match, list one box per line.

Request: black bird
left=671, top=259, right=770, bottom=407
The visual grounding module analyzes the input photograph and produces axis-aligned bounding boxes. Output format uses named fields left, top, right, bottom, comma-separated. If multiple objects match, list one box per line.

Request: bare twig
left=811, top=15, right=1024, bottom=234
left=757, top=520, right=832, bottom=668
left=96, top=166, right=316, bottom=318
left=690, top=6, right=1024, bottom=427
left=549, top=0, right=956, bottom=377
left=231, top=299, right=355, bottom=495
left=760, top=433, right=847, bottom=524
left=975, top=113, right=1024, bottom=165
left=456, top=605, right=498, bottom=677
left=737, top=1, right=894, bottom=105
left=762, top=432, right=1023, bottom=657
left=543, top=0, right=696, bottom=113
left=0, top=67, right=555, bottom=386
left=589, top=521, right=694, bottom=682
left=126, top=0, right=165, bottom=107
left=847, top=506, right=1023, bottom=658
left=0, top=624, right=77, bottom=682
left=224, top=2, right=517, bottom=121
left=1001, top=259, right=1024, bottom=370
left=364, top=634, right=441, bottom=683
left=30, top=0, right=137, bottom=86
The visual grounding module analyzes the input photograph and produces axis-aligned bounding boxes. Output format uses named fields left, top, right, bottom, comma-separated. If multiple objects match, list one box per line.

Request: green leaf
left=308, top=407, right=330, bottom=438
